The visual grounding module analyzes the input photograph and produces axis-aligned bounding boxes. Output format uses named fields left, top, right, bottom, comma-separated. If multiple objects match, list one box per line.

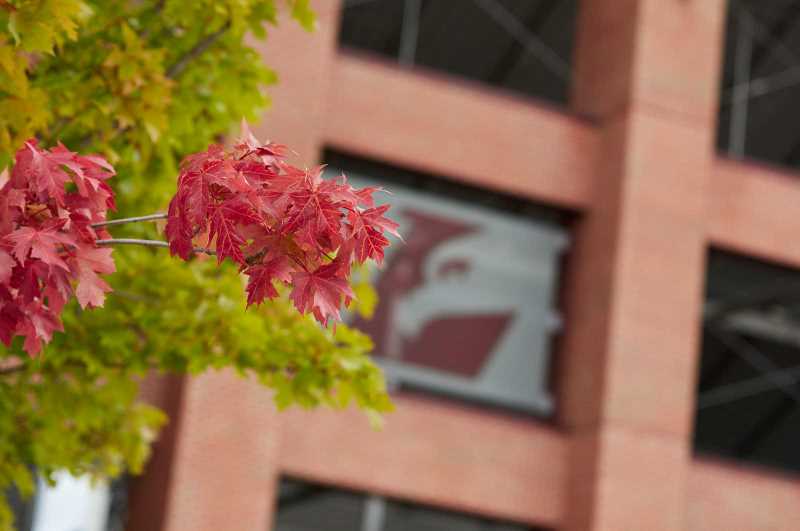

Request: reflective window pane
left=326, top=154, right=567, bottom=416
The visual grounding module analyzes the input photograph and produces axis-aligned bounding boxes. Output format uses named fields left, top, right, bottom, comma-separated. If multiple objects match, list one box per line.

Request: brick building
left=113, top=1, right=800, bottom=530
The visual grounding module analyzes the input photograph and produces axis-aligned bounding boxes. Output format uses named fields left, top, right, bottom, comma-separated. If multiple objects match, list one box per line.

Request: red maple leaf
left=165, top=195, right=196, bottom=260
left=353, top=226, right=391, bottom=265
left=43, top=266, right=73, bottom=313
left=244, top=256, right=291, bottom=306
left=0, top=287, right=22, bottom=346
left=8, top=222, right=76, bottom=271
left=351, top=204, right=401, bottom=237
left=347, top=205, right=400, bottom=264
left=207, top=201, right=259, bottom=265
left=51, top=144, right=116, bottom=211
left=70, top=245, right=115, bottom=309
left=234, top=119, right=287, bottom=164
left=284, top=184, right=343, bottom=250
left=18, top=301, right=64, bottom=356
left=11, top=140, right=72, bottom=205
left=290, top=262, right=355, bottom=325
left=0, top=249, right=15, bottom=285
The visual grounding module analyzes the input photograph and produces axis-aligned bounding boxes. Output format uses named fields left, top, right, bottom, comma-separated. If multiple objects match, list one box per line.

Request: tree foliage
left=0, top=1, right=391, bottom=529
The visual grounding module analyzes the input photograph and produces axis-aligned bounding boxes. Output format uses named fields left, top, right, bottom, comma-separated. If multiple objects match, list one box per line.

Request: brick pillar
left=126, top=374, right=185, bottom=531
left=162, top=372, right=281, bottom=531
left=155, top=3, right=342, bottom=530
left=559, top=1, right=726, bottom=530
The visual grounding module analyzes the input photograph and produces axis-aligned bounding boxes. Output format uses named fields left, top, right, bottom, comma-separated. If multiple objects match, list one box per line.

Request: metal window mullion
left=361, top=495, right=387, bottom=531
left=399, top=0, right=423, bottom=66
left=729, top=13, right=754, bottom=158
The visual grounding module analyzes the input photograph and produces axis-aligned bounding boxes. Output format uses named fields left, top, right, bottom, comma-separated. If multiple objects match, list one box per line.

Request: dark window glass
left=695, top=249, right=800, bottom=473
left=273, top=478, right=542, bottom=531
left=274, top=480, right=364, bottom=530
left=338, top=0, right=578, bottom=105
left=8, top=484, right=35, bottom=531
left=717, top=1, right=800, bottom=169
left=324, top=151, right=568, bottom=417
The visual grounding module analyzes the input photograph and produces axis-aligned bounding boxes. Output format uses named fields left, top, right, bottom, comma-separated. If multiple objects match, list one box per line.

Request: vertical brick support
left=154, top=3, right=342, bottom=530
left=126, top=374, right=185, bottom=531
left=560, top=1, right=726, bottom=530
left=162, top=372, right=281, bottom=531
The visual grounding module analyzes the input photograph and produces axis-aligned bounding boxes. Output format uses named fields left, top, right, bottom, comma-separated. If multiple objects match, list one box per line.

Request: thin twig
left=95, top=238, right=215, bottom=256
left=0, top=364, right=25, bottom=375
left=166, top=21, right=231, bottom=79
left=91, top=213, right=167, bottom=228
left=0, top=360, right=135, bottom=377
left=96, top=238, right=169, bottom=249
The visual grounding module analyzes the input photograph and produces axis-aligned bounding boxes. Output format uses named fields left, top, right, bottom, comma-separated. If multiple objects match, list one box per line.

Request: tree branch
left=96, top=238, right=169, bottom=249
left=73, top=18, right=230, bottom=149
left=0, top=363, right=25, bottom=375
left=95, top=238, right=216, bottom=256
left=91, top=213, right=167, bottom=228
left=166, top=21, right=231, bottom=79
left=0, top=360, right=139, bottom=376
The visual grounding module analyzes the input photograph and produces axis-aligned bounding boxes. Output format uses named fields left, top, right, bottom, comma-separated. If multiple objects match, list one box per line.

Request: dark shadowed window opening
left=695, top=249, right=800, bottom=473
left=8, top=484, right=35, bottom=531
left=272, top=477, right=546, bottom=531
left=337, top=0, right=578, bottom=106
left=717, top=1, right=800, bottom=170
left=324, top=150, right=570, bottom=418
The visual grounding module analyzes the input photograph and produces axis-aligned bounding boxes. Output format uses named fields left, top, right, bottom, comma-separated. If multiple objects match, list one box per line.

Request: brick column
left=162, top=372, right=281, bottom=531
left=126, top=374, right=185, bottom=531
left=559, top=1, right=726, bottom=530
left=154, top=3, right=342, bottom=530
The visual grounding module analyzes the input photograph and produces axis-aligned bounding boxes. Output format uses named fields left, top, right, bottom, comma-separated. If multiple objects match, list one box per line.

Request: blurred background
left=15, top=0, right=800, bottom=529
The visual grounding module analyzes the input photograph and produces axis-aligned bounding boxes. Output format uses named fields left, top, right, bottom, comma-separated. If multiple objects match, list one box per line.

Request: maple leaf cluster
left=0, top=140, right=116, bottom=355
left=165, top=126, right=399, bottom=325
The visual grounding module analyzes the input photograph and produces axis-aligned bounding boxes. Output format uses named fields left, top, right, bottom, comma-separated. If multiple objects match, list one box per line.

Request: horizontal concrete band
left=324, top=53, right=598, bottom=211
left=277, top=396, right=800, bottom=530
left=328, top=54, right=800, bottom=272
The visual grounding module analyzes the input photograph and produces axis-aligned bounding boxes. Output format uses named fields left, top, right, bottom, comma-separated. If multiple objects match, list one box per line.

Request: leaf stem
left=95, top=238, right=215, bottom=256
left=91, top=213, right=167, bottom=228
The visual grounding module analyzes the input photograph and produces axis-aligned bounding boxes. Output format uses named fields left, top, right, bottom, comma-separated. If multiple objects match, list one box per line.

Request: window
left=694, top=249, right=800, bottom=473
left=326, top=152, right=568, bottom=416
left=717, top=1, right=800, bottom=169
left=7, top=473, right=125, bottom=531
left=338, top=0, right=578, bottom=105
left=273, top=478, right=541, bottom=531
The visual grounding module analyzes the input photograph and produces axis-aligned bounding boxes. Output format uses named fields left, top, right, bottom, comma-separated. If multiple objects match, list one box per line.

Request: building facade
left=121, top=1, right=800, bottom=530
